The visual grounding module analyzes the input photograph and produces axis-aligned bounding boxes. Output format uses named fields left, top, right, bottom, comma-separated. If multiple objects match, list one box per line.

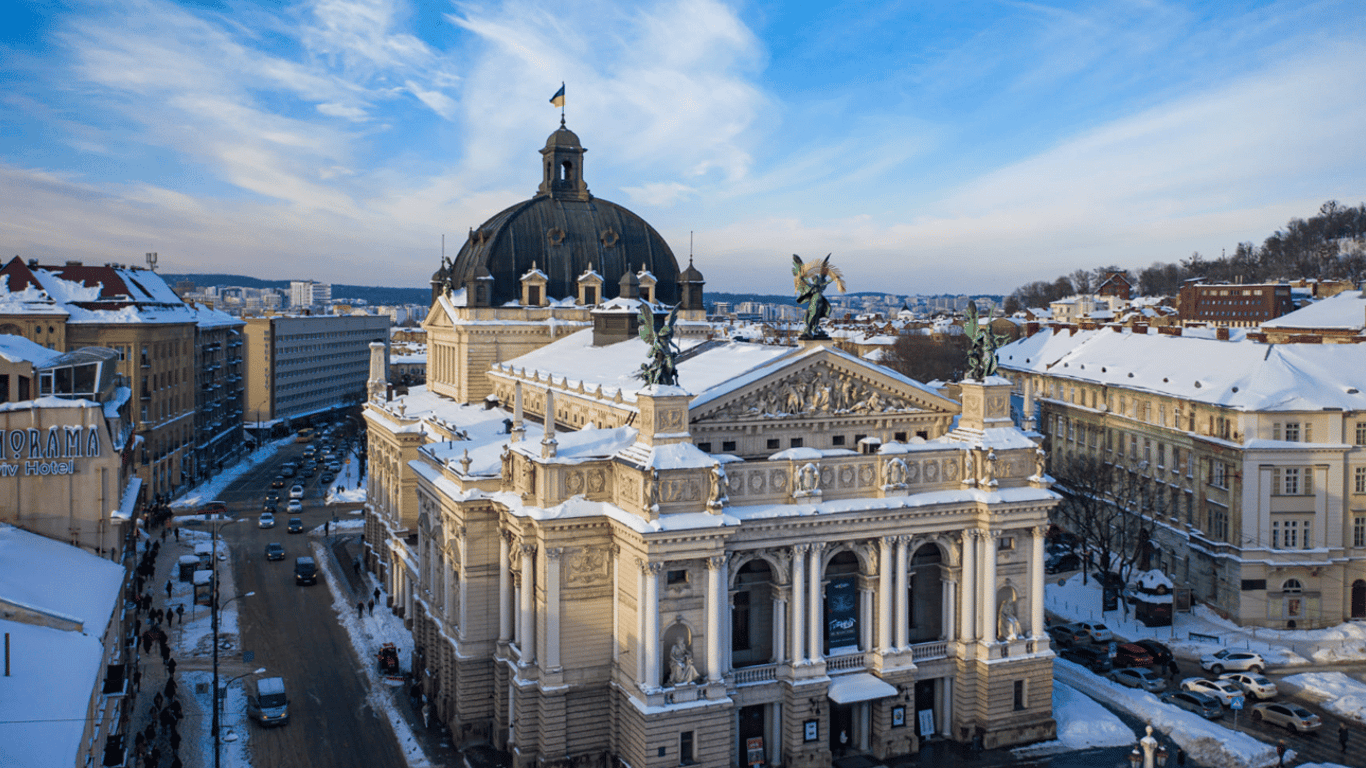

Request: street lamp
left=1132, top=725, right=1169, bottom=768
left=210, top=511, right=253, bottom=768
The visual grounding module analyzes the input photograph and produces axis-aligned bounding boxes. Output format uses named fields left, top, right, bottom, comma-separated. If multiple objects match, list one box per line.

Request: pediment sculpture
left=697, top=365, right=926, bottom=421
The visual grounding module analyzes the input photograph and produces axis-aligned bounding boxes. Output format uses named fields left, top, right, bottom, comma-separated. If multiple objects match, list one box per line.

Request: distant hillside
left=163, top=273, right=430, bottom=308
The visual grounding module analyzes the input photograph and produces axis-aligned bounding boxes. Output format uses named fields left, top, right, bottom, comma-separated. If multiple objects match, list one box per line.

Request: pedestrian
left=368, top=599, right=375, bottom=615
left=159, top=706, right=176, bottom=730
left=173, top=526, right=180, bottom=542
left=144, top=722, right=156, bottom=743
left=170, top=728, right=181, bottom=752
left=164, top=677, right=177, bottom=699
left=170, top=756, right=183, bottom=768
left=165, top=579, right=172, bottom=599
left=133, top=667, right=142, bottom=692
left=161, top=527, right=167, bottom=543
left=166, top=657, right=176, bottom=676
left=159, top=643, right=170, bottom=665
left=1176, top=747, right=1185, bottom=766
left=134, top=617, right=142, bottom=638
left=1168, top=657, right=1179, bottom=679
left=353, top=558, right=360, bottom=575
left=374, top=586, right=381, bottom=602
left=1341, top=722, right=1351, bottom=752
left=149, top=746, right=161, bottom=767
left=142, top=631, right=153, bottom=654
left=357, top=600, right=365, bottom=618
left=1276, top=739, right=1287, bottom=767
left=169, top=698, right=183, bottom=721
left=176, top=604, right=184, bottom=623
left=153, top=691, right=164, bottom=711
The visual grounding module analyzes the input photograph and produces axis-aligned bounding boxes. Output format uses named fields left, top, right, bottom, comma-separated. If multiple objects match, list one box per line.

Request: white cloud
left=317, top=102, right=370, bottom=120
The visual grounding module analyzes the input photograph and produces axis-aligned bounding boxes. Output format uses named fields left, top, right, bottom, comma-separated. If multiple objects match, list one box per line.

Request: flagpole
left=560, top=81, right=565, bottom=126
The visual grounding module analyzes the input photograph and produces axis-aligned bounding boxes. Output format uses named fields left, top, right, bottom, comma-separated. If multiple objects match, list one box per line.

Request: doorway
left=1353, top=580, right=1366, bottom=619
left=914, top=679, right=937, bottom=741
left=737, top=705, right=765, bottom=767
left=829, top=703, right=853, bottom=756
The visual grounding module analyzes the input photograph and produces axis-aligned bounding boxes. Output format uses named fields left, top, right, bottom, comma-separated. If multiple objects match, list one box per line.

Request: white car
left=258, top=512, right=276, bottom=529
left=1180, top=677, right=1245, bottom=707
left=1068, top=621, right=1113, bottom=643
left=289, top=484, right=305, bottom=500
left=1200, top=649, right=1265, bottom=674
left=286, top=499, right=303, bottom=514
left=1219, top=672, right=1278, bottom=700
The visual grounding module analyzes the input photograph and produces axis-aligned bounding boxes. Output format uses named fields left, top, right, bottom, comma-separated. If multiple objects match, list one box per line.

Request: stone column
left=458, top=529, right=468, bottom=637
left=807, top=543, right=825, bottom=664
left=859, top=584, right=872, bottom=651
left=640, top=560, right=663, bottom=689
left=943, top=579, right=957, bottom=642
left=959, top=532, right=976, bottom=641
left=878, top=536, right=894, bottom=654
left=790, top=544, right=808, bottom=666
left=1031, top=526, right=1046, bottom=638
left=894, top=536, right=909, bottom=651
left=707, top=555, right=726, bottom=683
left=773, top=595, right=786, bottom=664
left=546, top=547, right=563, bottom=669
left=498, top=533, right=512, bottom=642
left=979, top=530, right=996, bottom=644
left=519, top=543, right=536, bottom=664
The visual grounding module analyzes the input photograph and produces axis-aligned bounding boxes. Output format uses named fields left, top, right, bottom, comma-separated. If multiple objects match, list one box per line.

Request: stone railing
left=732, top=663, right=778, bottom=685
left=910, top=641, right=949, bottom=662
left=825, top=653, right=867, bottom=674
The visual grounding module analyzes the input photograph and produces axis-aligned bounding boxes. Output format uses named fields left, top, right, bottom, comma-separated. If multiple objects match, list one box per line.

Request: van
left=294, top=556, right=318, bottom=585
left=247, top=676, right=290, bottom=726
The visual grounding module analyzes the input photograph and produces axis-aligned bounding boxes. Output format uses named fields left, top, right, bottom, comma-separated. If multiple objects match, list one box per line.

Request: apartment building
left=1176, top=280, right=1295, bottom=327
left=190, top=304, right=245, bottom=479
left=243, top=312, right=390, bottom=427
left=999, top=325, right=1366, bottom=628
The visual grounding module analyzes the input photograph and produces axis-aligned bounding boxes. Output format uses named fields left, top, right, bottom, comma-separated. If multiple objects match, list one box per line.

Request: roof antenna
left=145, top=252, right=157, bottom=271
left=689, top=231, right=694, bottom=266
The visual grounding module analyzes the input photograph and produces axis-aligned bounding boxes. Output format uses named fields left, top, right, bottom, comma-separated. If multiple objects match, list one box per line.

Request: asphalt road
left=207, top=433, right=402, bottom=768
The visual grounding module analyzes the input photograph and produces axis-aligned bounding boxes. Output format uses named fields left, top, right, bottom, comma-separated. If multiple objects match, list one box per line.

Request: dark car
left=264, top=490, right=280, bottom=504
left=1045, top=553, right=1082, bottom=574
left=262, top=499, right=279, bottom=514
left=320, top=471, right=336, bottom=483
left=1133, top=639, right=1175, bottom=668
left=280, top=465, right=296, bottom=478
left=264, top=542, right=285, bottom=561
left=1047, top=625, right=1086, bottom=648
left=287, top=517, right=304, bottom=534
left=270, top=476, right=286, bottom=489
left=1114, top=642, right=1155, bottom=668
left=1162, top=690, right=1223, bottom=720
left=1060, top=646, right=1112, bottom=673
left=300, top=465, right=315, bottom=478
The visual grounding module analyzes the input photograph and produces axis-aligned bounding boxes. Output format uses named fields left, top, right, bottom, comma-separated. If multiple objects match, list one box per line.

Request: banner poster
left=826, top=575, right=859, bottom=649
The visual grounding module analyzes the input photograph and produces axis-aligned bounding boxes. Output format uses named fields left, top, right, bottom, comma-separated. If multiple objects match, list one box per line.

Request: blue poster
left=826, top=576, right=859, bottom=649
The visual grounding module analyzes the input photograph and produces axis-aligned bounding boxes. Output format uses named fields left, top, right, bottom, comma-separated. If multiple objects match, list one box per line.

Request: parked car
left=1045, top=553, right=1082, bottom=574
left=320, top=471, right=336, bottom=484
left=1200, top=649, right=1265, bottom=674
left=1252, top=702, right=1321, bottom=733
left=286, top=499, right=303, bottom=514
left=288, top=517, right=304, bottom=534
left=1060, top=646, right=1113, bottom=673
left=1132, top=639, right=1175, bottom=668
left=258, top=512, right=276, bottom=529
left=1068, top=621, right=1113, bottom=644
left=289, top=484, right=305, bottom=500
left=1107, top=667, right=1167, bottom=692
left=1114, top=642, right=1155, bottom=668
left=1180, top=677, right=1245, bottom=708
left=1219, top=672, right=1278, bottom=700
left=264, top=542, right=285, bottom=561
left=1047, top=625, right=1085, bottom=648
left=1162, top=690, right=1223, bottom=720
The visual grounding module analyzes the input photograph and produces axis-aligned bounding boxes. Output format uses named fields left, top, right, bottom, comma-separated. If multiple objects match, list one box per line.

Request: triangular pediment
left=690, top=345, right=960, bottom=423
left=423, top=297, right=455, bottom=330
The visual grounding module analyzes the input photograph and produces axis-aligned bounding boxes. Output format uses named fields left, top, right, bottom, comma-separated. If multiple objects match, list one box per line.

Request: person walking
left=164, top=676, right=177, bottom=699
left=133, top=667, right=142, bottom=692
left=325, top=520, right=330, bottom=536
left=166, top=656, right=176, bottom=676
left=176, top=604, right=184, bottom=623
left=148, top=746, right=161, bottom=767
left=1341, top=722, right=1351, bottom=753
left=165, top=579, right=172, bottom=599
left=1277, top=739, right=1287, bottom=767
left=368, top=599, right=375, bottom=616
left=357, top=600, right=365, bottom=618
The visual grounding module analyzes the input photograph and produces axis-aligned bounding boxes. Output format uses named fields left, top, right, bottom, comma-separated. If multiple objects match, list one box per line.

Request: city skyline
left=2, top=0, right=1363, bottom=295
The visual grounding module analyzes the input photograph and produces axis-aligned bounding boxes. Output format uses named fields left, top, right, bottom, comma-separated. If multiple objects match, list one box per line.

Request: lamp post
left=210, top=513, right=250, bottom=768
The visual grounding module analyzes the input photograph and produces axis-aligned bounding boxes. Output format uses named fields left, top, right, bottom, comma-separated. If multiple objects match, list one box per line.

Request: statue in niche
left=998, top=595, right=1022, bottom=642
left=1034, top=447, right=1047, bottom=479
left=884, top=457, right=907, bottom=487
left=500, top=445, right=513, bottom=483
left=797, top=462, right=820, bottom=493
left=667, top=637, right=699, bottom=686
left=646, top=468, right=661, bottom=511
left=792, top=254, right=846, bottom=339
left=707, top=462, right=729, bottom=510
left=985, top=450, right=998, bottom=487
left=963, top=450, right=976, bottom=486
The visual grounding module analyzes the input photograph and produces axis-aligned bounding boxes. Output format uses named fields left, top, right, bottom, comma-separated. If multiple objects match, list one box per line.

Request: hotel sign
left=0, top=426, right=102, bottom=477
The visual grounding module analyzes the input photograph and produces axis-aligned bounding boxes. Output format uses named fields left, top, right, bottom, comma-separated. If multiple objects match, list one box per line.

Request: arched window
left=560, top=160, right=573, bottom=182
left=1282, top=579, right=1302, bottom=593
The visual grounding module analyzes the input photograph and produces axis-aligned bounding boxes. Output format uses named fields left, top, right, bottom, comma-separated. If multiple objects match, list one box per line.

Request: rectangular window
left=766, top=439, right=779, bottom=450
left=894, top=431, right=907, bottom=442
left=1356, top=467, right=1366, bottom=495
left=1211, top=461, right=1228, bottom=488
left=731, top=591, right=751, bottom=651
left=831, top=435, right=846, bottom=446
left=790, top=438, right=803, bottom=448
left=1284, top=520, right=1299, bottom=549
left=1356, top=422, right=1366, bottom=446
left=1355, top=516, right=1366, bottom=548
left=680, top=731, right=695, bottom=765
left=998, top=536, right=1015, bottom=550
left=1014, top=680, right=1026, bottom=711
left=696, top=442, right=712, bottom=453
left=1272, top=422, right=1282, bottom=440
left=666, top=569, right=688, bottom=585
left=1272, top=520, right=1280, bottom=549
left=1283, top=468, right=1300, bottom=495
left=1284, top=423, right=1300, bottom=442
left=722, top=441, right=737, bottom=453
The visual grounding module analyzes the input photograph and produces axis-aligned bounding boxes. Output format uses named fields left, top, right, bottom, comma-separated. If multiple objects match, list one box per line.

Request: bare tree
left=881, top=333, right=969, bottom=383
left=1050, top=452, right=1162, bottom=590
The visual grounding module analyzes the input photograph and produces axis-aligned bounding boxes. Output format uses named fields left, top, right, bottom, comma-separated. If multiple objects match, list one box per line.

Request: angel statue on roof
left=792, top=254, right=846, bottom=339
left=963, top=302, right=1009, bottom=381
left=637, top=303, right=681, bottom=387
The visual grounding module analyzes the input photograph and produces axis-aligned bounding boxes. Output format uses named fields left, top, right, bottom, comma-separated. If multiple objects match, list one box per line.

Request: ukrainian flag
left=550, top=84, right=565, bottom=108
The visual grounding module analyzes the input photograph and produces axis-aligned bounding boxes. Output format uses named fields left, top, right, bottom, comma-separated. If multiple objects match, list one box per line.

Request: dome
left=448, top=124, right=682, bottom=307
left=681, top=257, right=705, bottom=283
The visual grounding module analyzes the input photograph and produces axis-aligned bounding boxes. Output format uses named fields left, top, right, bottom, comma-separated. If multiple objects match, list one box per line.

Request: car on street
left=258, top=512, right=276, bottom=529
left=1107, top=667, right=1167, bottom=692
left=1219, top=672, right=1278, bottom=700
left=1162, top=690, right=1223, bottom=720
left=1132, top=639, right=1175, bottom=668
left=262, top=499, right=278, bottom=513
left=286, top=499, right=303, bottom=513
left=300, top=464, right=315, bottom=478
left=264, top=542, right=285, bottom=561
left=264, top=490, right=280, bottom=504
left=1059, top=645, right=1112, bottom=673
left=1065, top=621, right=1113, bottom=643
left=1047, top=624, right=1087, bottom=648
left=288, top=517, right=304, bottom=534
left=1114, top=643, right=1155, bottom=668
left=328, top=461, right=342, bottom=473
left=1251, top=702, right=1321, bottom=733
left=289, top=484, right=305, bottom=499
left=1200, top=649, right=1265, bottom=674
left=320, top=471, right=336, bottom=484
left=1180, top=677, right=1245, bottom=707
left=280, top=464, right=296, bottom=478
left=1045, top=553, right=1082, bottom=574
left=270, top=476, right=286, bottom=489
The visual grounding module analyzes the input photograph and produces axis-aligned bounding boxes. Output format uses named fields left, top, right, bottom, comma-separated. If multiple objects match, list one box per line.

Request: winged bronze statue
left=637, top=303, right=681, bottom=387
left=792, top=253, right=846, bottom=339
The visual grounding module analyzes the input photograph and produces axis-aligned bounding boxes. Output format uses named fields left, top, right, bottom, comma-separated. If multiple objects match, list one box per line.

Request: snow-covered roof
left=0, top=334, right=63, bottom=366
left=0, top=260, right=196, bottom=324
left=0, top=524, right=125, bottom=768
left=1262, top=290, right=1366, bottom=331
left=999, top=327, right=1366, bottom=412
left=191, top=302, right=244, bottom=329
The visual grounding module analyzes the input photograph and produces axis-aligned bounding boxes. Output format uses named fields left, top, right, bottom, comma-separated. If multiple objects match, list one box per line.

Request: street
left=206, top=434, right=405, bottom=768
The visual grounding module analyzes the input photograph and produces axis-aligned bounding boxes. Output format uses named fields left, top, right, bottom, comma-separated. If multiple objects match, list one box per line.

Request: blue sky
left=1, top=0, right=1363, bottom=295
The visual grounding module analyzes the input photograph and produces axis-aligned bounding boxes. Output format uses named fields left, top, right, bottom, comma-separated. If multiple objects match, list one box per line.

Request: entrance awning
left=827, top=673, right=897, bottom=704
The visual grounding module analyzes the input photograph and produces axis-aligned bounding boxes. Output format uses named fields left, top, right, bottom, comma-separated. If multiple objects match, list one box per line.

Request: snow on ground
left=1011, top=682, right=1134, bottom=758
left=172, top=436, right=296, bottom=509
left=311, top=538, right=433, bottom=767
left=1281, top=672, right=1366, bottom=726
left=1046, top=573, right=1345, bottom=666
left=324, top=444, right=367, bottom=505
left=310, top=518, right=366, bottom=535
left=1055, top=658, right=1285, bottom=768
left=180, top=670, right=251, bottom=768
